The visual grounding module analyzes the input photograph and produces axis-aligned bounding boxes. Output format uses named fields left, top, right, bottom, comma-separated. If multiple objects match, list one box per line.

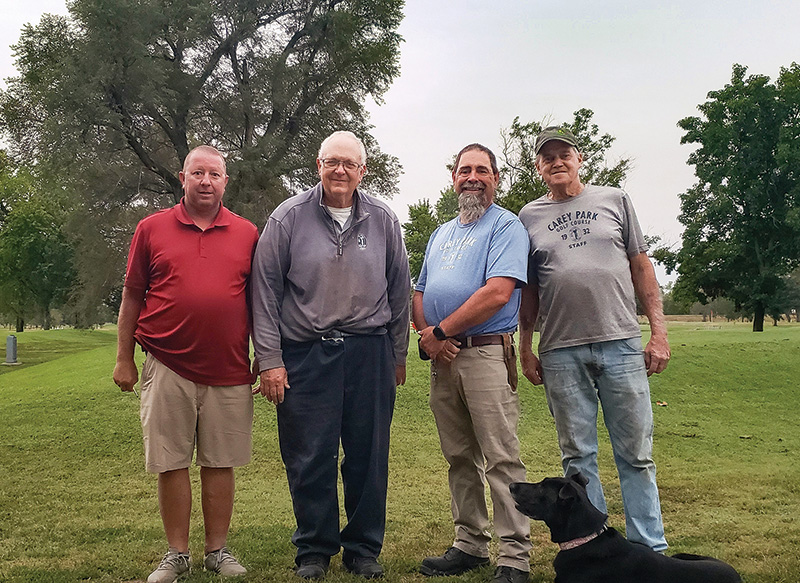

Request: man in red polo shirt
left=113, top=145, right=259, bottom=583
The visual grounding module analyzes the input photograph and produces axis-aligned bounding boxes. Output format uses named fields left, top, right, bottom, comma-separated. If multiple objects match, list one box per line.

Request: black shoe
left=343, top=556, right=384, bottom=579
left=295, top=554, right=329, bottom=580
left=492, top=565, right=529, bottom=583
left=420, top=547, right=489, bottom=576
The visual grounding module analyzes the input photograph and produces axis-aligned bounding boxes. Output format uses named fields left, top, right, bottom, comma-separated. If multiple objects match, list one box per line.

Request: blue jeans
left=540, top=337, right=667, bottom=551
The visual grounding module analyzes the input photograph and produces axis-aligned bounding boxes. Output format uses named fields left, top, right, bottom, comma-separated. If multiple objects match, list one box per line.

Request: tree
left=1, top=1, right=402, bottom=212
left=497, top=108, right=632, bottom=214
left=0, top=197, right=77, bottom=330
left=0, top=0, right=404, bottom=323
left=402, top=187, right=458, bottom=282
left=669, top=63, right=800, bottom=332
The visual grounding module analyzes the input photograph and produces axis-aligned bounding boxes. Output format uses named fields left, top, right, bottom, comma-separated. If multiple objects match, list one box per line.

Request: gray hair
left=318, top=131, right=368, bottom=165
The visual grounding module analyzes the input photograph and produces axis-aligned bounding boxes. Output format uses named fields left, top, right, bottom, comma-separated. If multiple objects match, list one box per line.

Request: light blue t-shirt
left=416, top=204, right=529, bottom=336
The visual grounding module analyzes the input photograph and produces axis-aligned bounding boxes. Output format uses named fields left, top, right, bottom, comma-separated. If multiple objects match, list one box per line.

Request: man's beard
left=458, top=188, right=488, bottom=223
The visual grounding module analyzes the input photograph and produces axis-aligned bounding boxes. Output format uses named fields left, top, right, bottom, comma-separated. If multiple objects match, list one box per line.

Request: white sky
left=3, top=0, right=800, bottom=269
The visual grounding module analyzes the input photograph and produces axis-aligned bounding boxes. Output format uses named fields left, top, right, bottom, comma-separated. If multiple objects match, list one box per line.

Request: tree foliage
left=402, top=187, right=458, bottom=282
left=669, top=63, right=800, bottom=331
left=0, top=0, right=404, bottom=324
left=1, top=0, right=403, bottom=217
left=0, top=193, right=77, bottom=331
left=497, top=108, right=632, bottom=214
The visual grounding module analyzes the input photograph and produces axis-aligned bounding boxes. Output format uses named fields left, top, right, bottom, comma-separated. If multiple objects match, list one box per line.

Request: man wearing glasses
left=251, top=131, right=410, bottom=579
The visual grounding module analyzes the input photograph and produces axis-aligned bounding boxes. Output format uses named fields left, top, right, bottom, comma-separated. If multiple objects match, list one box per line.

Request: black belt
left=283, top=327, right=387, bottom=347
left=451, top=333, right=508, bottom=348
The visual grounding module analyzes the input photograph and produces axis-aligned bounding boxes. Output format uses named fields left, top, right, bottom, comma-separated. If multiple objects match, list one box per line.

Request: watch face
left=434, top=326, right=447, bottom=340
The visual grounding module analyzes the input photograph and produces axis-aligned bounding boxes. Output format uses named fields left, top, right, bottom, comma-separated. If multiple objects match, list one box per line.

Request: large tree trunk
left=753, top=303, right=765, bottom=332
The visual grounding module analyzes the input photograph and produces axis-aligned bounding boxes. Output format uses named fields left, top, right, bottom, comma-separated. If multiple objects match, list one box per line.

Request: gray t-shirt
left=518, top=185, right=648, bottom=353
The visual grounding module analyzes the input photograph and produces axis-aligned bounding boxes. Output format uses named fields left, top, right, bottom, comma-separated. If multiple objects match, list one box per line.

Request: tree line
left=0, top=0, right=797, bottom=332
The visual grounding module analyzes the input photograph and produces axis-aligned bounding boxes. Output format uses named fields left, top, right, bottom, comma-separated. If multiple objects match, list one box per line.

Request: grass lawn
left=0, top=322, right=798, bottom=582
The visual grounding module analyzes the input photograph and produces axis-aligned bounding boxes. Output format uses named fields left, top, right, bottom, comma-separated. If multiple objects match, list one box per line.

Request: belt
left=451, top=333, right=507, bottom=348
left=320, top=326, right=387, bottom=341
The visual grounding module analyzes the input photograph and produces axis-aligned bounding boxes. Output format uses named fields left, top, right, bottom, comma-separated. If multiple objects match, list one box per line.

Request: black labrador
left=510, top=474, right=741, bottom=583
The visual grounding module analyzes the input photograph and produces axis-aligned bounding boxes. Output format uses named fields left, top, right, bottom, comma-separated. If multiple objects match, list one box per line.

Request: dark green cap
left=534, top=126, right=579, bottom=155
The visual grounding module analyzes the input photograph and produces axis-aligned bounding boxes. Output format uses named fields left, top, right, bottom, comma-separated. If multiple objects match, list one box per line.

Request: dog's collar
left=558, top=526, right=607, bottom=551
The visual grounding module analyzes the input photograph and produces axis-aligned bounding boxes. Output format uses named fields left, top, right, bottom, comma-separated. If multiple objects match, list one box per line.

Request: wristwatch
left=433, top=326, right=448, bottom=341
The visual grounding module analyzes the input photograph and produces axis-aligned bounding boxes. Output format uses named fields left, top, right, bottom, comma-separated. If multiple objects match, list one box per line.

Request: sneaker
left=343, top=555, right=384, bottom=579
left=420, top=547, right=489, bottom=576
left=492, top=565, right=530, bottom=583
left=147, top=549, right=191, bottom=583
left=295, top=554, right=330, bottom=580
left=204, top=547, right=247, bottom=577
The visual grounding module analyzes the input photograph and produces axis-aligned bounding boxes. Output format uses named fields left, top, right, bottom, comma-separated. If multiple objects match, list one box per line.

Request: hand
left=113, top=358, right=139, bottom=392
left=644, top=333, right=670, bottom=376
left=520, top=350, right=543, bottom=385
left=419, top=326, right=460, bottom=362
left=250, top=358, right=260, bottom=385
left=256, top=367, right=290, bottom=404
left=433, top=339, right=461, bottom=363
left=395, top=365, right=406, bottom=386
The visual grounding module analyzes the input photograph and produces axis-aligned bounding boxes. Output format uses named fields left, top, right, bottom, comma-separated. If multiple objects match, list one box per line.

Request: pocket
left=140, top=354, right=155, bottom=393
left=620, top=336, right=645, bottom=356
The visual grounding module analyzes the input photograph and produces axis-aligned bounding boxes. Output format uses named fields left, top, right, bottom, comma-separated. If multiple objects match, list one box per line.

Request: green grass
left=0, top=322, right=798, bottom=582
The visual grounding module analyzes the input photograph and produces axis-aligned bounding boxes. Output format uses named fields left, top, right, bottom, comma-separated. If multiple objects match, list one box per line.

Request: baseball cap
left=534, top=126, right=580, bottom=155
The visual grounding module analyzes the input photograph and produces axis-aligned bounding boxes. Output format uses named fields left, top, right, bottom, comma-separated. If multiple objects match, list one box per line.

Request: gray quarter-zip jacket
left=252, top=183, right=411, bottom=370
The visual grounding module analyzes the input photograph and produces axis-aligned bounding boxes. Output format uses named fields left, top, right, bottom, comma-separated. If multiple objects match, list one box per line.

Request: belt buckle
left=321, top=330, right=344, bottom=343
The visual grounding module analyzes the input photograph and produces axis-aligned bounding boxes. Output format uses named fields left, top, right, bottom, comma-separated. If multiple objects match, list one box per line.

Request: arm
left=252, top=218, right=291, bottom=404
left=416, top=277, right=516, bottom=362
left=439, top=276, right=517, bottom=336
left=629, top=252, right=670, bottom=375
left=113, top=286, right=146, bottom=392
left=412, top=290, right=460, bottom=363
left=386, top=217, right=411, bottom=385
left=518, top=283, right=543, bottom=385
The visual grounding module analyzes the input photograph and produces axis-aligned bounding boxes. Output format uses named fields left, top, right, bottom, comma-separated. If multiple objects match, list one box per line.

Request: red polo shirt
left=124, top=200, right=259, bottom=385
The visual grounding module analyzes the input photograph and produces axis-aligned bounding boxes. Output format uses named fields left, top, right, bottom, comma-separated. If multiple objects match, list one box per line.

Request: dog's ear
left=569, top=472, right=589, bottom=488
left=557, top=482, right=577, bottom=506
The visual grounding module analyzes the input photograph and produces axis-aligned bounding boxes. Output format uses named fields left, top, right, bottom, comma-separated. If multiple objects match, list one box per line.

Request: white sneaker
left=147, top=549, right=191, bottom=583
left=204, top=547, right=247, bottom=577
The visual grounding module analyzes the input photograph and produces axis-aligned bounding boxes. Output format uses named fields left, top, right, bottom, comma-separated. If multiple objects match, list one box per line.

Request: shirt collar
left=313, top=182, right=368, bottom=221
left=175, top=197, right=230, bottom=228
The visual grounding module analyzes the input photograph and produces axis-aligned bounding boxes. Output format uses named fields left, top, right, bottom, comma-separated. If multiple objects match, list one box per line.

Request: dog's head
left=510, top=473, right=608, bottom=543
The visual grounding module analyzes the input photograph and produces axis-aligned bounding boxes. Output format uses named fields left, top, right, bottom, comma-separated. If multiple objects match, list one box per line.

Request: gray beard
left=458, top=190, right=487, bottom=223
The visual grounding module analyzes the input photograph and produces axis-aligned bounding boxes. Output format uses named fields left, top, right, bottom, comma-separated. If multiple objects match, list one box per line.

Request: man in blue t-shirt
left=413, top=144, right=531, bottom=583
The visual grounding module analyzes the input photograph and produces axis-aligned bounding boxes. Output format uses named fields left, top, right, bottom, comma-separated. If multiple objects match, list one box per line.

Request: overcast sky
left=3, top=0, right=800, bottom=262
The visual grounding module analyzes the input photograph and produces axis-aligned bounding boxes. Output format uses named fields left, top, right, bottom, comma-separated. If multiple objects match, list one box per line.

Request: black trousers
left=278, top=334, right=396, bottom=563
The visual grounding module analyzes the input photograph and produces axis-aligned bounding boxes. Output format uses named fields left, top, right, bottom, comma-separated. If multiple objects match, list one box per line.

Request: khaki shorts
left=139, top=354, right=254, bottom=473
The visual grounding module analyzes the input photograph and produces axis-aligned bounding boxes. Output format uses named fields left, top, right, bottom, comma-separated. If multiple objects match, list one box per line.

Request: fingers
left=644, top=346, right=670, bottom=376
left=433, top=340, right=460, bottom=363
left=520, top=352, right=544, bottom=386
left=257, top=369, right=290, bottom=405
left=395, top=365, right=406, bottom=386
left=522, top=367, right=542, bottom=386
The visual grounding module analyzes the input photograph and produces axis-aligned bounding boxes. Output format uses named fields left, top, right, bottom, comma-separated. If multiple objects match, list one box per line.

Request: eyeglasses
left=320, top=158, right=362, bottom=172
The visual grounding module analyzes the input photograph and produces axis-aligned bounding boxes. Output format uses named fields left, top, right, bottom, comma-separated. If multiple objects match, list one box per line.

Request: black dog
left=510, top=474, right=741, bottom=583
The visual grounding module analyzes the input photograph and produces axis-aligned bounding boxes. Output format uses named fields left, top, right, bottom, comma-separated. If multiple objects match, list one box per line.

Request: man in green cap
left=518, top=126, right=670, bottom=552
